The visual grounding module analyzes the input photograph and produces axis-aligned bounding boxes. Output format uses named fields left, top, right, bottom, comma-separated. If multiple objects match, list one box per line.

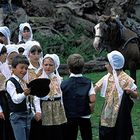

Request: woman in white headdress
left=34, top=53, right=67, bottom=140
left=0, top=26, right=11, bottom=45
left=18, top=22, right=33, bottom=44
left=94, top=50, right=138, bottom=140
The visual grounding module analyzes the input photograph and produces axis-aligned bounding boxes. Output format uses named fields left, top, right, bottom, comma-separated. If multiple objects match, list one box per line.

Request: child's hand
left=24, top=88, right=31, bottom=96
left=124, top=88, right=133, bottom=95
left=0, top=112, right=5, bottom=120
left=90, top=103, right=95, bottom=113
left=124, top=88, right=138, bottom=99
left=34, top=112, right=42, bottom=121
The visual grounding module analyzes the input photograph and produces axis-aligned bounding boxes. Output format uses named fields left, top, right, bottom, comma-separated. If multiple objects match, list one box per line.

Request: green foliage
left=34, top=26, right=105, bottom=64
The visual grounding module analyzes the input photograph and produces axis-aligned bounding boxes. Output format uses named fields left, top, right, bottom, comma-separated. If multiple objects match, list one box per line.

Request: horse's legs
left=128, top=61, right=137, bottom=84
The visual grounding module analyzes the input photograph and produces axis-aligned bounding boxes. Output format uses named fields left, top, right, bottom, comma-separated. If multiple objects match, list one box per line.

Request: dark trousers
left=65, top=117, right=93, bottom=140
left=99, top=126, right=115, bottom=140
left=29, top=119, right=43, bottom=140
left=42, top=123, right=67, bottom=140
left=0, top=118, right=15, bottom=140
left=99, top=126, right=131, bottom=140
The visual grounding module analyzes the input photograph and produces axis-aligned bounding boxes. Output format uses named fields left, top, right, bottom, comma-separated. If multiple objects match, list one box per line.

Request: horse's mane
left=99, top=15, right=123, bottom=47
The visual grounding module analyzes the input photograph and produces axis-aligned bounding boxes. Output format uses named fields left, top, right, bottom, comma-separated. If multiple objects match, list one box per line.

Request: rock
left=0, top=8, right=4, bottom=26
left=58, top=58, right=106, bottom=75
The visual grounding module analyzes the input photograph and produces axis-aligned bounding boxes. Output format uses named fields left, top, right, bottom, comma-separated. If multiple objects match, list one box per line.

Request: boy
left=6, top=55, right=32, bottom=140
left=61, top=53, right=96, bottom=140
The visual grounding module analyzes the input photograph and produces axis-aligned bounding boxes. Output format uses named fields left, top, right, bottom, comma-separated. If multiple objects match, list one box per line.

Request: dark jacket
left=6, top=77, right=27, bottom=113
left=61, top=76, right=91, bottom=118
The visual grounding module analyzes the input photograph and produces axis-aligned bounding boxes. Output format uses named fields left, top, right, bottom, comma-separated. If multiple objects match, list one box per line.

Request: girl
left=0, top=43, right=15, bottom=140
left=18, top=23, right=33, bottom=44
left=0, top=26, right=11, bottom=45
left=94, top=50, right=138, bottom=140
left=24, top=40, right=43, bottom=140
left=39, top=54, right=67, bottom=140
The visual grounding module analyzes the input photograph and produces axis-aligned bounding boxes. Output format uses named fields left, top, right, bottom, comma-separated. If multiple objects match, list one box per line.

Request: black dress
left=0, top=90, right=15, bottom=140
left=115, top=91, right=134, bottom=140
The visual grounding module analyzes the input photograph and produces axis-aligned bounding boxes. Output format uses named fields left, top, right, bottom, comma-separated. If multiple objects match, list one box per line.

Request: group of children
left=0, top=22, right=139, bottom=140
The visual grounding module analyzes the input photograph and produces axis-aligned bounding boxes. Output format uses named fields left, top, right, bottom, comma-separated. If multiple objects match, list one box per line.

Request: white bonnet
left=42, top=53, right=61, bottom=84
left=43, top=54, right=60, bottom=69
left=0, top=26, right=11, bottom=44
left=6, top=44, right=19, bottom=56
left=18, top=43, right=25, bottom=48
left=107, top=50, right=125, bottom=70
left=23, top=40, right=41, bottom=56
left=18, top=22, right=33, bottom=42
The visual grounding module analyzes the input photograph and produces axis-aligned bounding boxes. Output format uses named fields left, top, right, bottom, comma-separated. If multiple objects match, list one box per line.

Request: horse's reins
left=121, top=36, right=139, bottom=51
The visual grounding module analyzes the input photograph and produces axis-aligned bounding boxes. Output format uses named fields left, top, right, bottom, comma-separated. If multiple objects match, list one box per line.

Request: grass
left=76, top=70, right=140, bottom=140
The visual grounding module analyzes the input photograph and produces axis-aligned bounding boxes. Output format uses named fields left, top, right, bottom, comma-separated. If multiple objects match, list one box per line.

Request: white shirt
left=0, top=105, right=2, bottom=112
left=6, top=75, right=26, bottom=104
left=28, top=62, right=42, bottom=113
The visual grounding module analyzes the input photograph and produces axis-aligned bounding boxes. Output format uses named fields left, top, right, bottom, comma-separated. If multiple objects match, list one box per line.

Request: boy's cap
left=27, top=78, right=50, bottom=97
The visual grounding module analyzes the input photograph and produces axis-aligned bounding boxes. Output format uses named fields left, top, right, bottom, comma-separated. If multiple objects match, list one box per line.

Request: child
left=61, top=53, right=96, bottom=140
left=18, top=44, right=25, bottom=55
left=0, top=43, right=7, bottom=130
left=0, top=43, right=15, bottom=140
left=38, top=53, right=67, bottom=140
left=94, top=50, right=138, bottom=140
left=18, top=23, right=33, bottom=44
left=24, top=40, right=43, bottom=81
left=0, top=43, right=7, bottom=66
left=0, top=44, right=7, bottom=122
left=5, top=55, right=32, bottom=140
left=0, top=26, right=11, bottom=45
left=24, top=40, right=43, bottom=140
left=1, top=45, right=19, bottom=80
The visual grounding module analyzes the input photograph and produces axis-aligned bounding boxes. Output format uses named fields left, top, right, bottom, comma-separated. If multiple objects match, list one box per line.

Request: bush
left=34, top=26, right=107, bottom=63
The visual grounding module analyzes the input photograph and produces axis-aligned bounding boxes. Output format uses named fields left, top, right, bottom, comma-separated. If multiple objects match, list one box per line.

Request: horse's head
left=93, top=16, right=122, bottom=52
left=93, top=21, right=108, bottom=52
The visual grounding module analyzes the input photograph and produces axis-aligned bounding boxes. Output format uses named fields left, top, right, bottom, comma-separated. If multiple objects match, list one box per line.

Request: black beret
left=27, top=78, right=50, bottom=97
